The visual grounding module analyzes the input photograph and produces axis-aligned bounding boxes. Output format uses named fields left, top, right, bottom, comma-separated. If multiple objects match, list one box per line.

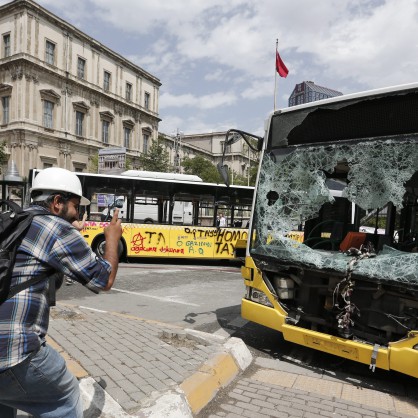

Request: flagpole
left=274, top=38, right=278, bottom=111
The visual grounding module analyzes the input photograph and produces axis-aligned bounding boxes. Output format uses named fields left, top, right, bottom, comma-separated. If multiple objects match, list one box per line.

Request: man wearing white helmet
left=0, top=167, right=122, bottom=418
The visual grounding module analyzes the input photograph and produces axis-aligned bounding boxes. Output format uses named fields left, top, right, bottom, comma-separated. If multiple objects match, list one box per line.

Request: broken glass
left=252, top=138, right=418, bottom=286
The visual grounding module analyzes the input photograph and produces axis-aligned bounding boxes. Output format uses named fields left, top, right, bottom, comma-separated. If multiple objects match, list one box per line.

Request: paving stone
left=220, top=404, right=244, bottom=415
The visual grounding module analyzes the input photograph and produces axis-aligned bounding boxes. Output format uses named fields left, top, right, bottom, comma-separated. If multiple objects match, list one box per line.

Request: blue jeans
left=0, top=343, right=83, bottom=418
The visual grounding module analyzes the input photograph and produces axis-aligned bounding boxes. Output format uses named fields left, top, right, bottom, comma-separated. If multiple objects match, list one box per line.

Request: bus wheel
left=93, top=236, right=124, bottom=259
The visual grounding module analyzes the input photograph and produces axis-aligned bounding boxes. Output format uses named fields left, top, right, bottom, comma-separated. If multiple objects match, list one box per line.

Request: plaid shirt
left=0, top=206, right=112, bottom=371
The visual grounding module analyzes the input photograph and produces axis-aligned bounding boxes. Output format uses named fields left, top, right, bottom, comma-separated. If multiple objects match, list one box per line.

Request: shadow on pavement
left=83, top=377, right=107, bottom=418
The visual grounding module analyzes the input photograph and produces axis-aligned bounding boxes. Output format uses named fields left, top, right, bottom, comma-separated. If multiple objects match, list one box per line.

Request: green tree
left=231, top=172, right=248, bottom=186
left=138, top=139, right=170, bottom=172
left=182, top=156, right=222, bottom=183
left=125, top=156, right=133, bottom=170
left=88, top=153, right=98, bottom=173
left=249, top=165, right=258, bottom=186
left=226, top=164, right=257, bottom=186
left=0, top=141, right=7, bottom=174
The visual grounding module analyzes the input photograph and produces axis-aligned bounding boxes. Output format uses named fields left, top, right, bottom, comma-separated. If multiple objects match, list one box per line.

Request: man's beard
left=59, top=203, right=77, bottom=223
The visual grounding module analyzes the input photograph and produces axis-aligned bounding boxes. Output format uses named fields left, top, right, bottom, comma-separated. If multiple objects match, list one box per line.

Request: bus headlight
left=246, top=286, right=273, bottom=308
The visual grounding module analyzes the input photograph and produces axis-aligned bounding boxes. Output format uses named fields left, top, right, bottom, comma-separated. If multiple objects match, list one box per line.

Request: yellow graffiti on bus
left=286, top=231, right=304, bottom=243
left=82, top=221, right=248, bottom=259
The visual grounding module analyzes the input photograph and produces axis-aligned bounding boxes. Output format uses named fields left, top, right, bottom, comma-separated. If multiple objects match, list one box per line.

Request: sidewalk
left=197, top=357, right=418, bottom=418
left=20, top=303, right=418, bottom=418
left=46, top=303, right=252, bottom=417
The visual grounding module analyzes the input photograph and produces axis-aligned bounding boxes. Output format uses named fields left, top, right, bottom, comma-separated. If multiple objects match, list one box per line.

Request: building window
left=43, top=100, right=54, bottom=128
left=102, top=120, right=110, bottom=143
left=143, top=133, right=149, bottom=153
left=2, top=96, right=9, bottom=125
left=45, top=40, right=55, bottom=65
left=126, top=82, right=132, bottom=101
left=75, top=111, right=84, bottom=136
left=104, top=71, right=111, bottom=92
left=144, top=92, right=150, bottom=110
left=124, top=127, right=131, bottom=148
left=77, top=57, right=86, bottom=79
left=220, top=141, right=231, bottom=154
left=3, top=34, right=10, bottom=58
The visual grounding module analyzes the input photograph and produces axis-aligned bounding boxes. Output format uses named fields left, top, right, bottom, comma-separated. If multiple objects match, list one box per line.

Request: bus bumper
left=241, top=298, right=418, bottom=378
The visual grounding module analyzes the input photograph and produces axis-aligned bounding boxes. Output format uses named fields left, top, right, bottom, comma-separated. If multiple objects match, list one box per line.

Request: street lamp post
left=173, top=130, right=183, bottom=173
left=247, top=146, right=251, bottom=186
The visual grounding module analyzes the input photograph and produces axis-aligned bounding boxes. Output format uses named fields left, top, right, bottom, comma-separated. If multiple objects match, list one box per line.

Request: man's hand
left=104, top=209, right=122, bottom=242
left=103, top=209, right=122, bottom=290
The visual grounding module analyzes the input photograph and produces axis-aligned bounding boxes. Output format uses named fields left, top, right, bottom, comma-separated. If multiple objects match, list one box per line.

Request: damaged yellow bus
left=227, top=83, right=418, bottom=378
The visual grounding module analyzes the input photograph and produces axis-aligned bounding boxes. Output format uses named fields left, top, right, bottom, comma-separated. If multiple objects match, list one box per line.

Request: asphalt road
left=58, top=260, right=244, bottom=332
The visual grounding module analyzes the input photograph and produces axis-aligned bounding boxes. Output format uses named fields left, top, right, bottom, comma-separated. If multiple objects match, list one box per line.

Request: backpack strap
left=7, top=274, right=58, bottom=305
left=7, top=210, right=61, bottom=305
left=7, top=275, right=50, bottom=299
left=0, top=199, right=23, bottom=213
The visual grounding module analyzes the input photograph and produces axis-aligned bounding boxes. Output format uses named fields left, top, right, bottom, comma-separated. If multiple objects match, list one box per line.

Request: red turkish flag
left=276, top=50, right=289, bottom=78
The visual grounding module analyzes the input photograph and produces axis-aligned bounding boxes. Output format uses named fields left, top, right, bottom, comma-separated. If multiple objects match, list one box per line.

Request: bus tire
left=92, top=235, right=125, bottom=260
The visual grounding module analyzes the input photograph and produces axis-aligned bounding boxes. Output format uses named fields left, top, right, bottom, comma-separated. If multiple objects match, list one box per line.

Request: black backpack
left=0, top=199, right=49, bottom=304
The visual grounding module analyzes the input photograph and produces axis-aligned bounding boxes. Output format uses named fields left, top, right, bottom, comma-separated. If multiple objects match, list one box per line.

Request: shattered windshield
left=251, top=137, right=418, bottom=287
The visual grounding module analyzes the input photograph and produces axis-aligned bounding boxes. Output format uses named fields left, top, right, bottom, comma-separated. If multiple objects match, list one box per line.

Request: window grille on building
left=104, top=71, right=111, bottom=92
left=2, top=96, right=9, bottom=124
left=75, top=111, right=84, bottom=136
left=124, top=127, right=131, bottom=148
left=102, top=120, right=110, bottom=143
left=126, top=83, right=132, bottom=101
left=143, top=133, right=149, bottom=153
left=43, top=100, right=53, bottom=128
left=45, top=40, right=55, bottom=65
left=77, top=57, right=85, bottom=79
left=3, top=34, right=10, bottom=57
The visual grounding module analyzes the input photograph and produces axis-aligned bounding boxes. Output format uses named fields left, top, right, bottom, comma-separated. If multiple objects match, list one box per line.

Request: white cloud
left=160, top=91, right=237, bottom=110
left=204, top=69, right=226, bottom=82
left=3, top=0, right=418, bottom=136
left=241, top=80, right=275, bottom=100
left=31, top=0, right=418, bottom=88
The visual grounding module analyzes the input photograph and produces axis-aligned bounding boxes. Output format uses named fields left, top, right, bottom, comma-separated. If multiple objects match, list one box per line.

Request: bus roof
left=30, top=169, right=254, bottom=196
left=268, top=82, right=418, bottom=147
left=276, top=82, right=418, bottom=115
left=121, top=170, right=203, bottom=182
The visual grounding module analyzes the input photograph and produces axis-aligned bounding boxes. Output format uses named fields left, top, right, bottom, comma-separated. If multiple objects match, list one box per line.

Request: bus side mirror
left=217, top=163, right=230, bottom=187
left=257, top=137, right=264, bottom=151
left=218, top=128, right=262, bottom=186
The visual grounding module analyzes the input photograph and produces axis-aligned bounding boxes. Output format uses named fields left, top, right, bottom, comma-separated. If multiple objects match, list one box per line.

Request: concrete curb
left=137, top=390, right=193, bottom=418
left=76, top=334, right=252, bottom=417
left=143, top=334, right=253, bottom=416
left=50, top=307, right=253, bottom=417
left=80, top=377, right=132, bottom=418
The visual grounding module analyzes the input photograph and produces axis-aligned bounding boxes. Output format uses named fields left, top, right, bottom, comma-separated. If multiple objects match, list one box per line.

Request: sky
left=3, top=0, right=418, bottom=137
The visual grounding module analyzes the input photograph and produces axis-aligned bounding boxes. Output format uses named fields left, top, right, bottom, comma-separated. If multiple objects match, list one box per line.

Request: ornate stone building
left=160, top=131, right=258, bottom=185
left=0, top=0, right=161, bottom=178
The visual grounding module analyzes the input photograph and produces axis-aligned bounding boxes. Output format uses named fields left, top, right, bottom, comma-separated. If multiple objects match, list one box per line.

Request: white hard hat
left=31, top=167, right=90, bottom=205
